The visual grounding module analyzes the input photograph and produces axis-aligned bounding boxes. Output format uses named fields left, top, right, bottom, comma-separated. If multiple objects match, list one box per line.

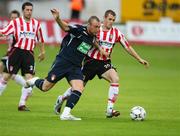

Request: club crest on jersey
left=109, top=34, right=113, bottom=40
left=51, top=74, right=56, bottom=81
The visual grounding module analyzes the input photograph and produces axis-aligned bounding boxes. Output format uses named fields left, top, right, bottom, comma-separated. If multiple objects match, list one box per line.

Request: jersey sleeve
left=36, top=23, right=44, bottom=43
left=0, top=21, right=14, bottom=36
left=116, top=29, right=129, bottom=48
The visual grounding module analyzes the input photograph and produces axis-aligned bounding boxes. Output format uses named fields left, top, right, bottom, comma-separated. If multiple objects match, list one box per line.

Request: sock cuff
left=35, top=79, right=44, bottom=91
left=72, top=90, right=82, bottom=97
left=108, top=98, right=115, bottom=103
left=110, top=83, right=119, bottom=87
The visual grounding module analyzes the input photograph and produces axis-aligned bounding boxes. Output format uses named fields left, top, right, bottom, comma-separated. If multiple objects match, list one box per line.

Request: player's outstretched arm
left=50, top=9, right=70, bottom=32
left=125, top=45, right=149, bottom=68
left=37, top=43, right=45, bottom=62
left=119, top=35, right=149, bottom=68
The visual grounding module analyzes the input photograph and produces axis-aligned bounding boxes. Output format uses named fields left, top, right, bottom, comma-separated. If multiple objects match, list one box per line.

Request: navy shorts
left=46, top=56, right=83, bottom=83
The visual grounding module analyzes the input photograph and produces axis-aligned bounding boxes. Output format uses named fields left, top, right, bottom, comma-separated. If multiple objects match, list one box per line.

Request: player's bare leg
left=18, top=73, right=34, bottom=111
left=0, top=62, right=4, bottom=79
left=60, top=80, right=83, bottom=120
left=101, top=68, right=120, bottom=118
left=54, top=81, right=88, bottom=114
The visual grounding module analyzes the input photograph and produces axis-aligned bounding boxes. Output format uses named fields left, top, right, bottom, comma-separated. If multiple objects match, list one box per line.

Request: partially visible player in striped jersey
left=54, top=10, right=149, bottom=118
left=0, top=10, right=27, bottom=94
left=0, top=10, right=20, bottom=78
left=0, top=2, right=45, bottom=111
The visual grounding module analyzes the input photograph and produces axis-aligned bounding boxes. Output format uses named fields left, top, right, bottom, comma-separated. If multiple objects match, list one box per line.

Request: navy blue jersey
left=58, top=24, right=96, bottom=66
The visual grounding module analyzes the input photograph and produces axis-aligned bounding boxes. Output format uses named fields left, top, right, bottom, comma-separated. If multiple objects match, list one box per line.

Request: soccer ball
left=130, top=106, right=146, bottom=121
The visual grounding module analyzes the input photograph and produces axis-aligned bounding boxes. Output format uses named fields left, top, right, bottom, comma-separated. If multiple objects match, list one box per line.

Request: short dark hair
left=88, top=16, right=100, bottom=24
left=22, top=2, right=33, bottom=11
left=104, top=10, right=116, bottom=17
left=10, top=10, right=20, bottom=17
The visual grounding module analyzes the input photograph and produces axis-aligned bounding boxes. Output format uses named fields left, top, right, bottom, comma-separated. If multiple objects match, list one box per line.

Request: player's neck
left=23, top=16, right=31, bottom=22
left=102, top=25, right=111, bottom=31
left=86, top=27, right=93, bottom=36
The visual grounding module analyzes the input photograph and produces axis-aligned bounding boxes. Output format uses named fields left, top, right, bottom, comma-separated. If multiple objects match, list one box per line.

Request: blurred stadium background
left=1, top=0, right=180, bottom=45
left=0, top=1, right=180, bottom=136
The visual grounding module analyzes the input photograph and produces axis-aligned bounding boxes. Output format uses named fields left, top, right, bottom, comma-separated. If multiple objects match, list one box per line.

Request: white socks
left=61, top=107, right=71, bottom=116
left=19, top=87, right=32, bottom=106
left=62, top=87, right=72, bottom=99
left=0, top=78, right=7, bottom=95
left=11, top=74, right=26, bottom=87
left=107, top=83, right=119, bottom=113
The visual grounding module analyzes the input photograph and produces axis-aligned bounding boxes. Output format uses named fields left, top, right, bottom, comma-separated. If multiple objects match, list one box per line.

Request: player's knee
left=111, top=76, right=119, bottom=83
left=72, top=86, right=84, bottom=92
left=80, top=86, right=84, bottom=92
left=41, top=80, right=54, bottom=92
left=3, top=73, right=12, bottom=81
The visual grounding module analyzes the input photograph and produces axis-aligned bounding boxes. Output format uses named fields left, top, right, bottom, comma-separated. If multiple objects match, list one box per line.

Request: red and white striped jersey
left=0, top=16, right=44, bottom=51
left=88, top=25, right=129, bottom=60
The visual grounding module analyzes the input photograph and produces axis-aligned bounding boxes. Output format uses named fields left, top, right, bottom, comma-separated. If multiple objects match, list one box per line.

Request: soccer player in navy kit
left=27, top=9, right=107, bottom=120
left=54, top=10, right=149, bottom=118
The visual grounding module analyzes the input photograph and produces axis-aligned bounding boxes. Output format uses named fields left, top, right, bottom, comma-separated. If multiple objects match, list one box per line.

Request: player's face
left=10, top=13, right=19, bottom=20
left=23, top=6, right=33, bottom=21
left=88, top=20, right=100, bottom=36
left=104, top=14, right=116, bottom=29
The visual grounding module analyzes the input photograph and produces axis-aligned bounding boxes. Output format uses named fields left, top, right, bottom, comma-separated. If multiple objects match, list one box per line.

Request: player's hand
left=99, top=47, right=110, bottom=58
left=0, top=35, right=7, bottom=40
left=50, top=8, right=60, bottom=20
left=0, top=33, right=5, bottom=38
left=139, top=58, right=149, bottom=68
left=38, top=52, right=45, bottom=62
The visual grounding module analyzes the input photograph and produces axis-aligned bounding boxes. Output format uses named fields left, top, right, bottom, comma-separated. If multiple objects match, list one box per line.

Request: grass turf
left=0, top=44, right=179, bottom=136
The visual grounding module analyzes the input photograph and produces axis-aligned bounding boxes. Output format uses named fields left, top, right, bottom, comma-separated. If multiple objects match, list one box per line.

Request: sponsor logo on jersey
left=109, top=34, right=113, bottom=39
left=99, top=41, right=113, bottom=48
left=20, top=31, right=35, bottom=38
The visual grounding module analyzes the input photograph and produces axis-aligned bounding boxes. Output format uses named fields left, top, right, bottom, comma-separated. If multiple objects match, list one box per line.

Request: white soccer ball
left=130, top=106, right=146, bottom=121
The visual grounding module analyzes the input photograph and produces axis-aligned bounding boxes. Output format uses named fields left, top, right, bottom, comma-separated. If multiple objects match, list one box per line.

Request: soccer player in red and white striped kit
left=54, top=10, right=149, bottom=118
left=0, top=10, right=28, bottom=95
left=0, top=2, right=45, bottom=111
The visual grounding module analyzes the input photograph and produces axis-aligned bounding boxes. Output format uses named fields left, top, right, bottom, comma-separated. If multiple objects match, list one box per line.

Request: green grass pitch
left=0, top=44, right=179, bottom=136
